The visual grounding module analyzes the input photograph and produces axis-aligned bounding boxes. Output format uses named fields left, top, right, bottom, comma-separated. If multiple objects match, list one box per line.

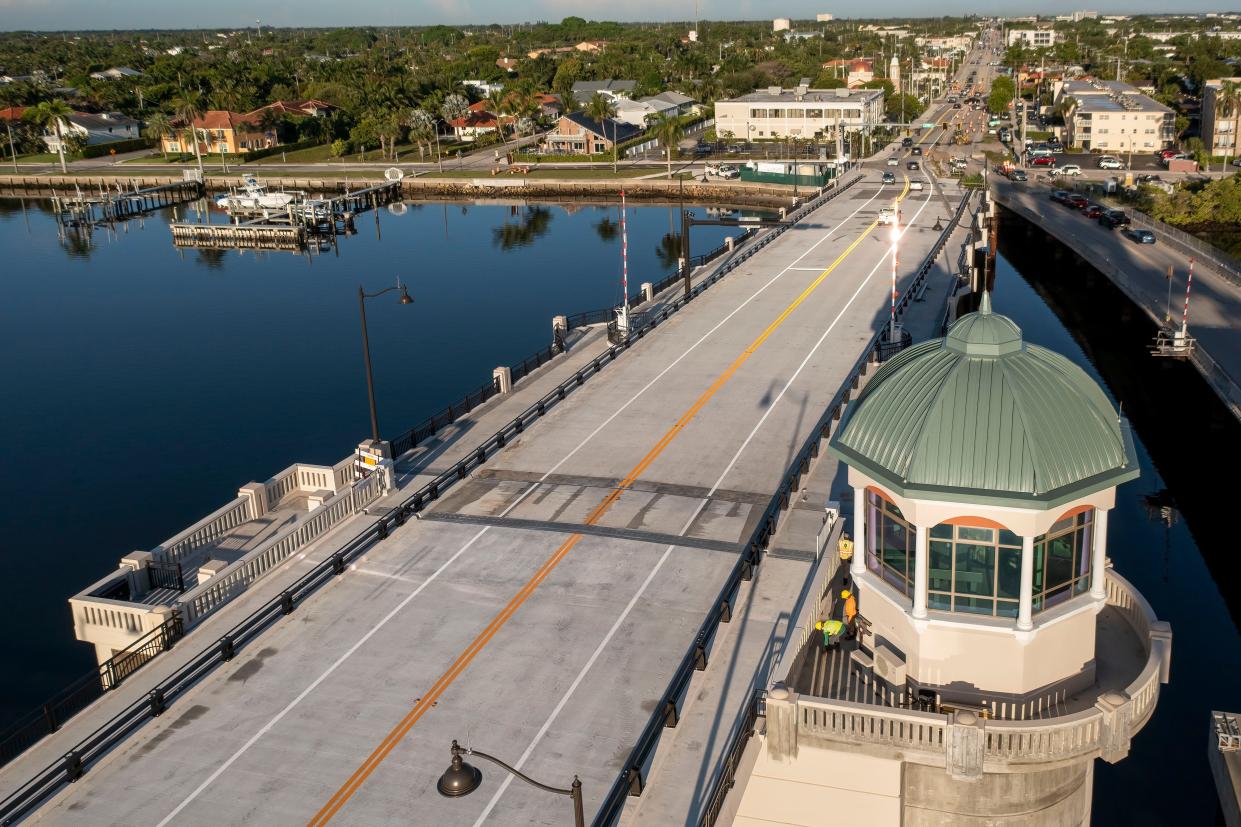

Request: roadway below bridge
left=0, top=172, right=970, bottom=827
left=991, top=177, right=1241, bottom=419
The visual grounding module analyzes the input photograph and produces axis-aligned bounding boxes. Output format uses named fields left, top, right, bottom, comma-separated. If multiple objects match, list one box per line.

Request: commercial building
left=1201, top=77, right=1241, bottom=159
left=773, top=18, right=791, bottom=32
left=1007, top=28, right=1062, bottom=47
left=821, top=58, right=874, bottom=88
left=1056, top=79, right=1174, bottom=152
left=816, top=13, right=834, bottom=21
left=713, top=86, right=884, bottom=142
left=730, top=295, right=1171, bottom=826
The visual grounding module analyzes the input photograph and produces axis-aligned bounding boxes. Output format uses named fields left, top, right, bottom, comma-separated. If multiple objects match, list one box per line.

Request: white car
left=909, top=180, right=924, bottom=191
left=1098, top=156, right=1123, bottom=170
left=717, top=165, right=740, bottom=180
left=878, top=207, right=896, bottom=225
left=887, top=155, right=900, bottom=166
left=1052, top=164, right=1082, bottom=177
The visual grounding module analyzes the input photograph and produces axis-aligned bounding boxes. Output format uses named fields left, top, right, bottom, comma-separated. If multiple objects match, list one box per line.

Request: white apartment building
left=816, top=13, right=834, bottom=22
left=773, top=18, right=791, bottom=32
left=713, top=86, right=884, bottom=142
left=1056, top=79, right=1174, bottom=152
left=1007, top=28, right=1062, bottom=47
left=1202, top=77, right=1241, bottom=158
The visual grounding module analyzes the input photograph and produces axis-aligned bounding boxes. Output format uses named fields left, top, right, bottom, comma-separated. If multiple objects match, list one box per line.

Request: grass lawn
left=255, top=140, right=469, bottom=165
left=8, top=152, right=71, bottom=164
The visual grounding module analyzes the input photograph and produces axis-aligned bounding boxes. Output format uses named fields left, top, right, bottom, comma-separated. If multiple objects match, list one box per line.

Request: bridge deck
left=5, top=171, right=960, bottom=826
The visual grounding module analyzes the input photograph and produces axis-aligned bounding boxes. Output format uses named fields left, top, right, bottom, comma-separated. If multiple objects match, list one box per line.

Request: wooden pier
left=168, top=179, right=401, bottom=252
left=52, top=179, right=204, bottom=228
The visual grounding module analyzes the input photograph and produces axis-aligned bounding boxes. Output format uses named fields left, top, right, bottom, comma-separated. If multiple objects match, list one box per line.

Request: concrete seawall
left=0, top=174, right=803, bottom=209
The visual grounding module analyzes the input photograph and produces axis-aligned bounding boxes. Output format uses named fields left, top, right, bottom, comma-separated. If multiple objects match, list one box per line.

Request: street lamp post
left=357, top=281, right=414, bottom=446
left=438, top=740, right=584, bottom=827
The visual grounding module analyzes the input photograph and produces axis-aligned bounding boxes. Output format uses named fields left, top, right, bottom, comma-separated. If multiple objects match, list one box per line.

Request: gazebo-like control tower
left=732, top=296, right=1172, bottom=826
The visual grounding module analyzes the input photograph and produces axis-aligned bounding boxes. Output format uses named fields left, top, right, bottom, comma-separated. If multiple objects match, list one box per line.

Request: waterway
left=997, top=214, right=1241, bottom=826
left=0, top=196, right=750, bottom=729
left=0, top=196, right=1235, bottom=824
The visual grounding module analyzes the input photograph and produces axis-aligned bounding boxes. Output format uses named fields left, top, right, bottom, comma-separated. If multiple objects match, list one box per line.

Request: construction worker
left=842, top=589, right=858, bottom=638
left=837, top=533, right=854, bottom=563
left=815, top=619, right=845, bottom=650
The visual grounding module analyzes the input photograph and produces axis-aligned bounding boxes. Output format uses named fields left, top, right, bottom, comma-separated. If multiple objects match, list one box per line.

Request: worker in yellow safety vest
left=815, top=619, right=845, bottom=650
left=837, top=533, right=854, bottom=563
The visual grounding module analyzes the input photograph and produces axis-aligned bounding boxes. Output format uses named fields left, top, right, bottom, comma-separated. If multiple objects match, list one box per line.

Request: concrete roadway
left=18, top=168, right=955, bottom=826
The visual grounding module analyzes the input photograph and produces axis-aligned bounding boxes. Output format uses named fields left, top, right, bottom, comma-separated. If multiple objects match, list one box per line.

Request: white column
left=851, top=489, right=867, bottom=577
left=1090, top=508, right=1109, bottom=599
left=1017, top=534, right=1035, bottom=631
left=912, top=524, right=929, bottom=619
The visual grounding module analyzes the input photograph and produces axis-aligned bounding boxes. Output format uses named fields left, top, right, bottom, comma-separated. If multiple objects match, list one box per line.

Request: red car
left=1066, top=194, right=1089, bottom=209
left=1030, top=155, right=1056, bottom=166
left=1082, top=203, right=1104, bottom=218
left=1156, top=148, right=1179, bottom=161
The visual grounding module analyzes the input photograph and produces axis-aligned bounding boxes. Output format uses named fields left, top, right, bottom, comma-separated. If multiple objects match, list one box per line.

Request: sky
left=1, top=0, right=1239, bottom=31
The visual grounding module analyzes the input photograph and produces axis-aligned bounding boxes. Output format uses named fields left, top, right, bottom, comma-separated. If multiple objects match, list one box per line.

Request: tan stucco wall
left=903, top=760, right=1091, bottom=826
left=734, top=735, right=902, bottom=827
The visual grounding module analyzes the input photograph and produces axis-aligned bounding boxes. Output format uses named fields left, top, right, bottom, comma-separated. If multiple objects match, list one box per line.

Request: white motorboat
left=215, top=176, right=297, bottom=212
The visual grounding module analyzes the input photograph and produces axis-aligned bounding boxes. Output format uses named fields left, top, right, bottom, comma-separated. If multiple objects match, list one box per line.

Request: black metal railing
left=510, top=342, right=559, bottom=385
left=698, top=689, right=764, bottom=827
left=0, top=615, right=183, bottom=770
left=0, top=167, right=867, bottom=826
left=388, top=376, right=502, bottom=458
left=590, top=184, right=971, bottom=827
left=147, top=561, right=185, bottom=593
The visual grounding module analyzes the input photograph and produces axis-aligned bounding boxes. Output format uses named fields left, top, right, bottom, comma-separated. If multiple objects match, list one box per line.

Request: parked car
left=1135, top=174, right=1162, bottom=183
left=1157, top=148, right=1180, bottom=161
left=1099, top=209, right=1131, bottom=229
left=1047, top=141, right=1065, bottom=153
left=1050, top=189, right=1070, bottom=202
left=1008, top=169, right=1028, bottom=182
left=887, top=155, right=900, bottom=166
left=881, top=171, right=896, bottom=184
left=1124, top=228, right=1156, bottom=244
left=1082, top=203, right=1104, bottom=218
left=1052, top=164, right=1082, bottom=177
left=907, top=160, right=920, bottom=170
left=1030, top=155, right=1056, bottom=167
left=1160, top=153, right=1189, bottom=167
left=717, top=165, right=740, bottom=180
left=1098, top=156, right=1123, bottom=170
left=1065, top=194, right=1089, bottom=209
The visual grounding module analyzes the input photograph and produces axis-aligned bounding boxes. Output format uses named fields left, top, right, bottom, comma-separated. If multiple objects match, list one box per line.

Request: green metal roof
left=829, top=295, right=1139, bottom=509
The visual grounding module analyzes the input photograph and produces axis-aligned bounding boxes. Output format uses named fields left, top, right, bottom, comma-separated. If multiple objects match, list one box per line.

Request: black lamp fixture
left=437, top=740, right=584, bottom=827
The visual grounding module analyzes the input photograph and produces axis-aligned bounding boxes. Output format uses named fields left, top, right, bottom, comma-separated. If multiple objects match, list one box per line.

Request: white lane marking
left=472, top=177, right=938, bottom=826
left=153, top=181, right=889, bottom=826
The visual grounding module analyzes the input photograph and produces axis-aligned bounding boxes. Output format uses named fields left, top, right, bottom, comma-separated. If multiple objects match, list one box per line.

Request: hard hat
left=815, top=621, right=824, bottom=630
left=841, top=589, right=852, bottom=599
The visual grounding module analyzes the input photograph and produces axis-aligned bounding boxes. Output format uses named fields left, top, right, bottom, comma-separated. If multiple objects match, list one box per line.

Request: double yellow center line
left=308, top=179, right=909, bottom=825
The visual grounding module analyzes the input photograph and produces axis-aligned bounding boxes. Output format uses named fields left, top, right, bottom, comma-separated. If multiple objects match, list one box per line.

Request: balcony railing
left=764, top=570, right=1171, bottom=778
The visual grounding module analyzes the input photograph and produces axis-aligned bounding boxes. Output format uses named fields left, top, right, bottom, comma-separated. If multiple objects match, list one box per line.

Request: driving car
left=887, top=155, right=900, bottom=166
left=907, top=160, right=920, bottom=170
left=1030, top=155, right=1056, bottom=167
left=1099, top=209, right=1131, bottom=229
left=1050, top=189, right=1070, bottom=202
left=717, top=165, right=740, bottom=180
left=912, top=146, right=923, bottom=155
left=1051, top=164, right=1082, bottom=176
left=1124, top=228, right=1156, bottom=244
left=881, top=171, right=896, bottom=184
left=901, top=137, right=913, bottom=148
left=910, top=180, right=924, bottom=191
left=1098, top=156, right=1123, bottom=170
left=878, top=207, right=896, bottom=225
left=1008, top=169, right=1028, bottom=182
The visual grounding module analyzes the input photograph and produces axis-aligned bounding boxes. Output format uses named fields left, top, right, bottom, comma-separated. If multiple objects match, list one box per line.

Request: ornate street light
left=357, top=280, right=413, bottom=446
left=437, top=740, right=584, bottom=827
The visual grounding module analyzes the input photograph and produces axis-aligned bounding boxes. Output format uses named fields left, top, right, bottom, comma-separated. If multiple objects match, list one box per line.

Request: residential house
left=614, top=91, right=696, bottom=126
left=543, top=112, right=641, bottom=155
left=89, top=66, right=142, bottom=81
left=42, top=111, right=140, bottom=150
left=0, top=106, right=27, bottom=123
left=537, top=93, right=564, bottom=119
left=575, top=40, right=607, bottom=53
left=527, top=46, right=576, bottom=59
left=1202, top=77, right=1241, bottom=158
left=447, top=101, right=505, bottom=141
left=496, top=58, right=520, bottom=73
left=462, top=79, right=505, bottom=98
left=248, top=99, right=336, bottom=119
left=161, top=110, right=269, bottom=155
left=570, top=79, right=637, bottom=104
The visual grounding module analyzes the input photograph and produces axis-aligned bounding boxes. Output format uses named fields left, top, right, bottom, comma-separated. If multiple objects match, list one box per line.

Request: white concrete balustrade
left=767, top=570, right=1171, bottom=774
left=69, top=452, right=385, bottom=666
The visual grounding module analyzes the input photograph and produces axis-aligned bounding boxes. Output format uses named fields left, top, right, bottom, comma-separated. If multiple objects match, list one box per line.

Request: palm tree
left=480, top=93, right=506, bottom=142
left=144, top=112, right=174, bottom=160
left=23, top=99, right=72, bottom=173
left=650, top=111, right=685, bottom=179
left=172, top=91, right=205, bottom=175
left=1214, top=80, right=1241, bottom=171
left=585, top=92, right=618, bottom=171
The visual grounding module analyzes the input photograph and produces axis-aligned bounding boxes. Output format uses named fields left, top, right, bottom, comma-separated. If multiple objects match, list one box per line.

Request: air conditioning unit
left=874, top=644, right=907, bottom=687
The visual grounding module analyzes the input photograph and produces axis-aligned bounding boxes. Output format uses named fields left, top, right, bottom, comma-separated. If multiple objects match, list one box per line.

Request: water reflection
left=492, top=205, right=553, bottom=250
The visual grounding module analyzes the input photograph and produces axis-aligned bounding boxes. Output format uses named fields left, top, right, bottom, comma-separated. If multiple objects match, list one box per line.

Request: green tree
left=585, top=92, right=618, bottom=171
left=22, top=99, right=72, bottom=172
left=988, top=76, right=1015, bottom=115
left=1213, top=80, right=1241, bottom=169
left=650, top=111, right=684, bottom=179
left=172, top=91, right=206, bottom=175
left=330, top=138, right=348, bottom=162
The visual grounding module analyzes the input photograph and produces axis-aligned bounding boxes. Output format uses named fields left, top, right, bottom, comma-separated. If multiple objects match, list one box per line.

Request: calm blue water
left=995, top=224, right=1241, bottom=826
left=0, top=196, right=748, bottom=725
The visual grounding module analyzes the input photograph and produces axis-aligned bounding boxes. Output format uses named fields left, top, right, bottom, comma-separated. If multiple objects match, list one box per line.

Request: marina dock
left=51, top=179, right=204, bottom=228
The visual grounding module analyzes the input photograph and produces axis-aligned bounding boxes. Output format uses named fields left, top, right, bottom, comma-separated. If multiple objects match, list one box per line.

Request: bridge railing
left=591, top=182, right=971, bottom=826
left=0, top=170, right=867, bottom=827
